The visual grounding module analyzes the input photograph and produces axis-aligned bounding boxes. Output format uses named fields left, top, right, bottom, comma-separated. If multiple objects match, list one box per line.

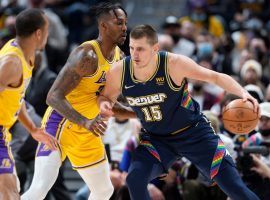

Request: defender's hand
left=100, top=101, right=114, bottom=119
left=85, top=115, right=107, bottom=136
left=31, top=127, right=58, bottom=150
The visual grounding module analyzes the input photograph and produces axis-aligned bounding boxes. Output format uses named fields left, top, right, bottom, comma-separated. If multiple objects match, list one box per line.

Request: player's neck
left=16, top=37, right=35, bottom=66
left=133, top=54, right=158, bottom=82
left=97, top=36, right=116, bottom=61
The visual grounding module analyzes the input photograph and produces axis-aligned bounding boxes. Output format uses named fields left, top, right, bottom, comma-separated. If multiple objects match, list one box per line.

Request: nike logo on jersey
left=124, top=85, right=135, bottom=89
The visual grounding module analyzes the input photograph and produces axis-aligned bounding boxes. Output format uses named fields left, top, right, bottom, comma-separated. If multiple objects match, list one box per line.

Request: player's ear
left=153, top=43, right=159, bottom=53
left=100, top=20, right=107, bottom=31
left=35, top=29, right=42, bottom=41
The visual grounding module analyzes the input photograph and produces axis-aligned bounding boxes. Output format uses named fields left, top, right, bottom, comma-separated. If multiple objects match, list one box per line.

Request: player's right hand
left=31, top=127, right=58, bottom=150
left=85, top=115, right=107, bottom=136
left=242, top=90, right=260, bottom=115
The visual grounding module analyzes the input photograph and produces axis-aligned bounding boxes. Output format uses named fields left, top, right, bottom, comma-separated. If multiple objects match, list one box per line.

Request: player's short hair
left=130, top=24, right=158, bottom=45
left=91, top=2, right=127, bottom=22
left=15, top=8, right=46, bottom=38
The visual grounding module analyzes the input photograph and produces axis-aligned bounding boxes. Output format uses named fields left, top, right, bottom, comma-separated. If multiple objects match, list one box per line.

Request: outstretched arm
left=0, top=55, right=57, bottom=149
left=47, top=44, right=105, bottom=132
left=168, top=53, right=259, bottom=113
left=18, top=102, right=58, bottom=150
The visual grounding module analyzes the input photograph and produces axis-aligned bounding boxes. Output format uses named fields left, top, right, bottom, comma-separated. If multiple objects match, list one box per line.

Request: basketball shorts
left=0, top=126, right=15, bottom=174
left=36, top=109, right=106, bottom=169
left=138, top=116, right=235, bottom=181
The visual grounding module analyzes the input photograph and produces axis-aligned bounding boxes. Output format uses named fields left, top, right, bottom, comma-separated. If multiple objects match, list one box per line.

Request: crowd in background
left=1, top=0, right=270, bottom=199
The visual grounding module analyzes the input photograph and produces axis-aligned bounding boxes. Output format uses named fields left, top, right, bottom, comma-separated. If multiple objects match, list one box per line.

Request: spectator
left=244, top=84, right=264, bottom=104
left=265, top=84, right=270, bottom=102
left=28, top=0, right=68, bottom=72
left=251, top=154, right=270, bottom=179
left=161, top=16, right=181, bottom=45
left=179, top=0, right=224, bottom=37
left=158, top=34, right=174, bottom=52
left=161, top=16, right=196, bottom=57
left=102, top=116, right=141, bottom=164
left=242, top=102, right=270, bottom=148
left=240, top=59, right=264, bottom=90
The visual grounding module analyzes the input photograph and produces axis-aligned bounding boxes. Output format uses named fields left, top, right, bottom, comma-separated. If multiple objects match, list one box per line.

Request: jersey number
left=141, top=105, right=162, bottom=122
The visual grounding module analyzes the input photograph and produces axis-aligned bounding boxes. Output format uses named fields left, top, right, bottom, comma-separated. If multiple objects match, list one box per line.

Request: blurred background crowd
left=1, top=0, right=270, bottom=199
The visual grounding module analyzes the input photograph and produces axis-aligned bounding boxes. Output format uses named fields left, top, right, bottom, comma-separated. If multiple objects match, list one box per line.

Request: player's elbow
left=46, top=91, right=54, bottom=107
left=46, top=89, right=59, bottom=107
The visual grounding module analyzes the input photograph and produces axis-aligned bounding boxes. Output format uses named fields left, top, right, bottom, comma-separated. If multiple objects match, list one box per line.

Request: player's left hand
left=100, top=100, right=114, bottom=119
left=31, top=127, right=58, bottom=150
left=242, top=90, right=260, bottom=116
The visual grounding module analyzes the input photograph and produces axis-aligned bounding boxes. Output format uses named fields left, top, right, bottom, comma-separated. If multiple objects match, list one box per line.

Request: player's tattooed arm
left=47, top=44, right=98, bottom=129
left=112, top=101, right=136, bottom=119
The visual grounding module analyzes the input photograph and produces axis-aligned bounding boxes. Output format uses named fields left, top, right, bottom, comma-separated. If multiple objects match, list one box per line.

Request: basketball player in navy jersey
left=98, top=25, right=260, bottom=200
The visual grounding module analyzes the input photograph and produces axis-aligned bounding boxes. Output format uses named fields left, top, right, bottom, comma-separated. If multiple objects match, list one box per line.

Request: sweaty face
left=104, top=9, right=127, bottom=46
left=129, top=37, right=157, bottom=68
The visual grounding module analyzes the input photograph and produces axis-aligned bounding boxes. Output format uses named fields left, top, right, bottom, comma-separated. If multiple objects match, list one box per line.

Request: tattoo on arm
left=113, top=101, right=136, bottom=118
left=47, top=45, right=98, bottom=127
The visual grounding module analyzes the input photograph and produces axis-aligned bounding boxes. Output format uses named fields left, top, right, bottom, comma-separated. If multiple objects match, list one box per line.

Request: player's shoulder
left=0, top=54, right=22, bottom=72
left=67, top=42, right=98, bottom=73
left=111, top=59, right=124, bottom=72
left=167, top=52, right=194, bottom=65
left=76, top=42, right=97, bottom=60
left=107, top=59, right=124, bottom=81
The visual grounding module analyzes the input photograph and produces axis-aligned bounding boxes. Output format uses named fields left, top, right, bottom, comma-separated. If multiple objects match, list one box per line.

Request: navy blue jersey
left=121, top=51, right=202, bottom=136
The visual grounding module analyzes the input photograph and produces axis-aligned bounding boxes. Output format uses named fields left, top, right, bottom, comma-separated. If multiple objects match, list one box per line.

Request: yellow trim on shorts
left=170, top=125, right=191, bottom=135
left=54, top=119, right=67, bottom=159
left=43, top=108, right=54, bottom=128
left=72, top=154, right=107, bottom=170
left=55, top=118, right=67, bottom=140
left=7, top=144, right=14, bottom=163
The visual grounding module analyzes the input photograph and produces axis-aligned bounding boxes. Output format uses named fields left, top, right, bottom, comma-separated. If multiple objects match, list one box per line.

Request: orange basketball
left=222, top=99, right=259, bottom=134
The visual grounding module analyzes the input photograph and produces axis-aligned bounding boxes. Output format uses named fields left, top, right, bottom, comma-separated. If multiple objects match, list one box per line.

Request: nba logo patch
left=156, top=77, right=165, bottom=86
left=0, top=158, right=11, bottom=169
left=40, top=144, right=50, bottom=152
left=0, top=157, right=14, bottom=173
left=36, top=143, right=53, bottom=157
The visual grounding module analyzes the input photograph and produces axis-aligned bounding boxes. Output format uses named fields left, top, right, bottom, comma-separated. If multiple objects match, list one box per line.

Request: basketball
left=222, top=99, right=259, bottom=134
